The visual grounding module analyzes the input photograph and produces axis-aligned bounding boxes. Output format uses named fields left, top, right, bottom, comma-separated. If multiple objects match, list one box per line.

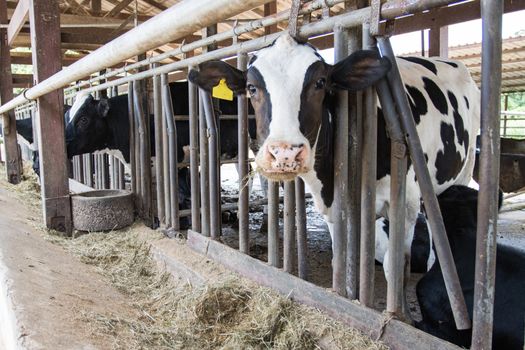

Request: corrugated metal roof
left=402, top=35, right=525, bottom=93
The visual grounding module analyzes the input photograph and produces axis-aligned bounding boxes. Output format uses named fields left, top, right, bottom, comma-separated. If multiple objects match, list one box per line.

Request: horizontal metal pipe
left=0, top=0, right=462, bottom=110
left=0, top=0, right=274, bottom=114
left=64, top=0, right=347, bottom=93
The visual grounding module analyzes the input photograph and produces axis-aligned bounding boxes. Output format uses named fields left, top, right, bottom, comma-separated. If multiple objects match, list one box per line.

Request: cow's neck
left=300, top=99, right=335, bottom=217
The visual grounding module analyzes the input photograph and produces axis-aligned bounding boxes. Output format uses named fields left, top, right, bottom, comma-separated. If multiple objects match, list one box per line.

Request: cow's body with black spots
left=190, top=33, right=480, bottom=278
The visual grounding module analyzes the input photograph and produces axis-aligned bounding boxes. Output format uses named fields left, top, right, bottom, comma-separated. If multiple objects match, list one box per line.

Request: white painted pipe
left=0, top=0, right=272, bottom=114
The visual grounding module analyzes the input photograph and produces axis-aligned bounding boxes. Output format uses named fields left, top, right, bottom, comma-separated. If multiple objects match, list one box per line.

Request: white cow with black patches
left=189, top=33, right=480, bottom=279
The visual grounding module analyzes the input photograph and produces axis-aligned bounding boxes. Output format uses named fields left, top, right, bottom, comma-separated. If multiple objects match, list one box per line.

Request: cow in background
left=416, top=185, right=524, bottom=349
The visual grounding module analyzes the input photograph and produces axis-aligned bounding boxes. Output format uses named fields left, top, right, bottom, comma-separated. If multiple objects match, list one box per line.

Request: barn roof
left=5, top=0, right=525, bottom=93
left=402, top=35, right=525, bottom=94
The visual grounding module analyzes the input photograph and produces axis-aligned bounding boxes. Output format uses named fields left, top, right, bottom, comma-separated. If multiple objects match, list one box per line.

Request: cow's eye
left=247, top=84, right=257, bottom=96
left=315, top=78, right=326, bottom=90
left=78, top=116, right=89, bottom=127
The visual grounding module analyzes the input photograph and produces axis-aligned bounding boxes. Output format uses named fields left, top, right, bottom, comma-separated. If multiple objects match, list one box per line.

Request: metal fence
left=501, top=110, right=525, bottom=138
left=3, top=0, right=507, bottom=348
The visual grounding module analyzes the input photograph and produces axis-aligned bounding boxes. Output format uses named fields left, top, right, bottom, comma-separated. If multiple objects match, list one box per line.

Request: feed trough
left=71, top=190, right=134, bottom=232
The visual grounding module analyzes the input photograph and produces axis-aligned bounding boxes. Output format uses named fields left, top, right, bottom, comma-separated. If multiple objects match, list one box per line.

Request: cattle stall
left=0, top=0, right=521, bottom=349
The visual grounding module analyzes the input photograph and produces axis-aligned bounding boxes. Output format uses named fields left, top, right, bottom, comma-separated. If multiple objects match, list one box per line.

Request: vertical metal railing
left=377, top=36, right=470, bottom=330
left=200, top=89, right=221, bottom=239
left=153, top=69, right=165, bottom=226
left=359, top=22, right=378, bottom=308
left=332, top=25, right=349, bottom=296
left=237, top=52, right=250, bottom=254
left=199, top=91, right=211, bottom=237
left=283, top=180, right=296, bottom=274
left=188, top=69, right=201, bottom=232
left=268, top=180, right=280, bottom=267
left=161, top=74, right=180, bottom=231
left=471, top=1, right=503, bottom=348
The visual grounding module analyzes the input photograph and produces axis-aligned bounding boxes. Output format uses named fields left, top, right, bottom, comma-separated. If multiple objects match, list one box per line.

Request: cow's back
left=395, top=56, right=480, bottom=195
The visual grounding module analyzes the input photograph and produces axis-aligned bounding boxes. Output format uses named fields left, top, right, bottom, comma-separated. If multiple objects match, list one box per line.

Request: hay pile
left=1, top=162, right=388, bottom=349
left=46, top=229, right=386, bottom=350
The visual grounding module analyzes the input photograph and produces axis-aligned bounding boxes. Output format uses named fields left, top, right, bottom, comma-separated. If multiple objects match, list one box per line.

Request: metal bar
left=0, top=0, right=277, bottom=114
left=375, top=79, right=407, bottom=316
left=471, top=0, right=503, bottom=348
left=188, top=69, right=201, bottom=232
left=199, top=92, right=210, bottom=236
left=359, top=23, right=377, bottom=308
left=237, top=52, right=250, bottom=254
left=377, top=36, right=471, bottom=330
left=153, top=70, right=165, bottom=226
left=63, top=0, right=347, bottom=93
left=347, top=24, right=363, bottom=300
left=332, top=25, right=349, bottom=297
left=162, top=74, right=180, bottom=231
left=200, top=90, right=221, bottom=239
left=162, top=82, right=171, bottom=227
left=28, top=0, right=461, bottom=99
left=84, top=154, right=92, bottom=187
left=295, top=178, right=308, bottom=280
left=102, top=154, right=110, bottom=189
left=283, top=180, right=296, bottom=274
left=267, top=180, right=280, bottom=267
left=128, top=82, right=137, bottom=195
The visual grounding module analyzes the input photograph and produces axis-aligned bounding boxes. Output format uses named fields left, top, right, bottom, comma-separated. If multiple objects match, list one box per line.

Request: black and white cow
left=65, top=82, right=257, bottom=166
left=190, top=33, right=479, bottom=278
left=416, top=185, right=524, bottom=349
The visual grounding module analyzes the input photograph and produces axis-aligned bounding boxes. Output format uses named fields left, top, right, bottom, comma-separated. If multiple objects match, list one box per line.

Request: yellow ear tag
left=212, top=78, right=234, bottom=101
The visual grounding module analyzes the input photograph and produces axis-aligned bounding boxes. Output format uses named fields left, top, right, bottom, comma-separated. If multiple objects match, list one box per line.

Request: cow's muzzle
left=256, top=141, right=308, bottom=181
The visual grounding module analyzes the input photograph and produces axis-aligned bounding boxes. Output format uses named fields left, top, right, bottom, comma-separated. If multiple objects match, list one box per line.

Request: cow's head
left=65, top=92, right=110, bottom=158
left=190, top=33, right=390, bottom=181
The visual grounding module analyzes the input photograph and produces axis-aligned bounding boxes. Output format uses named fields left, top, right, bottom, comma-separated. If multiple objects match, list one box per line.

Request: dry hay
left=1, top=162, right=388, bottom=350
left=46, top=228, right=387, bottom=350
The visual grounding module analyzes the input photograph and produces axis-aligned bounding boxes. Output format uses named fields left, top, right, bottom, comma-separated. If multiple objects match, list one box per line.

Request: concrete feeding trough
left=71, top=190, right=134, bottom=232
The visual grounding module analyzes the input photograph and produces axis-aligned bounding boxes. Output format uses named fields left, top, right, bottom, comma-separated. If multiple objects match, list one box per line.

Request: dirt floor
left=0, top=164, right=388, bottom=350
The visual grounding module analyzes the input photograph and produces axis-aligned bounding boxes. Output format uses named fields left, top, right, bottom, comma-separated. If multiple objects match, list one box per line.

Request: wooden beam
left=428, top=25, right=448, bottom=57
left=91, top=0, right=101, bottom=16
left=0, top=0, right=22, bottom=184
left=105, top=0, right=134, bottom=18
left=7, top=0, right=28, bottom=46
left=264, top=1, right=277, bottom=35
left=63, top=0, right=91, bottom=16
left=387, top=0, right=525, bottom=35
left=141, top=0, right=167, bottom=11
left=29, top=0, right=72, bottom=234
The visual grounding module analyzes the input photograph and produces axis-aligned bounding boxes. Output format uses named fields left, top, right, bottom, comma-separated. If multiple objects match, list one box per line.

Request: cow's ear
left=97, top=98, right=110, bottom=118
left=330, top=50, right=391, bottom=91
left=189, top=60, right=246, bottom=94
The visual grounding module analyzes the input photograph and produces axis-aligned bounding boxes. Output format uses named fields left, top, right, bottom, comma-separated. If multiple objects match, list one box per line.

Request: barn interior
left=1, top=0, right=525, bottom=349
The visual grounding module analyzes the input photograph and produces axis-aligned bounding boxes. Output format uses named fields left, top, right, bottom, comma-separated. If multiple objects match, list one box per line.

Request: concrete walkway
left=0, top=186, right=137, bottom=350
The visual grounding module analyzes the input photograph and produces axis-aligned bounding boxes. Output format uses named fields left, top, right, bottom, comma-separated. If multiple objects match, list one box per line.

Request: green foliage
left=502, top=92, right=525, bottom=112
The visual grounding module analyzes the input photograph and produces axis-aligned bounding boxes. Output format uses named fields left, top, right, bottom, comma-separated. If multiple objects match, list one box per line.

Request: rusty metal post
left=237, top=53, right=250, bottom=254
left=377, top=36, right=471, bottom=330
left=359, top=22, right=377, bottom=307
left=283, top=180, right=296, bottom=274
left=162, top=74, right=180, bottom=231
left=471, top=1, right=503, bottom=348
left=268, top=180, right=280, bottom=267
left=0, top=0, right=22, bottom=184
left=295, top=178, right=308, bottom=280
left=199, top=92, right=210, bottom=236
left=375, top=79, right=407, bottom=316
left=153, top=70, right=165, bottom=226
left=133, top=80, right=152, bottom=225
left=200, top=90, right=221, bottom=239
left=332, top=25, right=349, bottom=296
left=347, top=23, right=363, bottom=300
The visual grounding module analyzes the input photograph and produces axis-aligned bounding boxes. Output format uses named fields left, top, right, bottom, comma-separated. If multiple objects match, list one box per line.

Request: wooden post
left=0, top=0, right=22, bottom=184
left=264, top=1, right=277, bottom=35
left=429, top=25, right=448, bottom=57
left=29, top=0, right=72, bottom=234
